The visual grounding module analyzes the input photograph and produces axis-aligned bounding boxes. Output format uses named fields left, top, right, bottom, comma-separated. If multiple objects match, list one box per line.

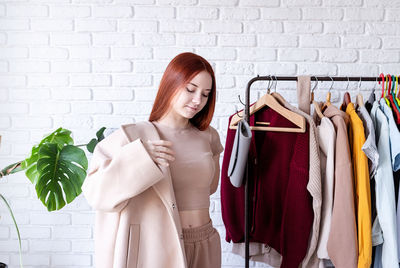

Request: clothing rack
left=242, top=75, right=381, bottom=268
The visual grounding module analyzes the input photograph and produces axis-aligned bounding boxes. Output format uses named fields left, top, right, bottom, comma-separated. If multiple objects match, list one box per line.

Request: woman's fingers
left=147, top=140, right=175, bottom=166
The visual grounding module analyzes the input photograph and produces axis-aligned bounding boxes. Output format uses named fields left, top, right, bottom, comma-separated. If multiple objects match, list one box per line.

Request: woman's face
left=170, top=70, right=213, bottom=119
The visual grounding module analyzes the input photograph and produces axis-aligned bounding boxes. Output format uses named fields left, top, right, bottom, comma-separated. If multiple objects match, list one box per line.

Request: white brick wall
left=1, top=1, right=399, bottom=267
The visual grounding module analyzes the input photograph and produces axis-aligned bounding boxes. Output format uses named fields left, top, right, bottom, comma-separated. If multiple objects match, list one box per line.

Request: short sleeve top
left=152, top=121, right=224, bottom=211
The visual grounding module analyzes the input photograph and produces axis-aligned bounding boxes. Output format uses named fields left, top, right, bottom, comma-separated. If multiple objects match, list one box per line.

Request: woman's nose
left=192, top=95, right=201, bottom=104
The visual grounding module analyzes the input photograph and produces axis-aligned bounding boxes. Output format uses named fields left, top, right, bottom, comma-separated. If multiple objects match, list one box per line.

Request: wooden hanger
left=321, top=77, right=333, bottom=112
left=339, top=77, right=351, bottom=111
left=356, top=77, right=364, bottom=108
left=356, top=94, right=364, bottom=107
left=309, top=78, right=324, bottom=119
left=229, top=84, right=306, bottom=133
left=312, top=94, right=324, bottom=119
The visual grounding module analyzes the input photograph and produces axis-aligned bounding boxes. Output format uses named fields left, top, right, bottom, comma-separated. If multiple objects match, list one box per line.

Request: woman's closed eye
left=186, top=87, right=209, bottom=98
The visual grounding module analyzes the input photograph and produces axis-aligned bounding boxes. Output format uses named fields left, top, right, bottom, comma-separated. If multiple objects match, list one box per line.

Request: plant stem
left=0, top=194, right=24, bottom=268
left=74, top=144, right=87, bottom=147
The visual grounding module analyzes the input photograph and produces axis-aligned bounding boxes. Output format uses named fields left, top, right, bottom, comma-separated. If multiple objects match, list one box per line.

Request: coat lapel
left=121, top=121, right=186, bottom=265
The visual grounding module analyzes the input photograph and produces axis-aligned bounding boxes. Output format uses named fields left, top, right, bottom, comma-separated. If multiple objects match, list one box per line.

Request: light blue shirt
left=371, top=101, right=399, bottom=268
left=379, top=99, right=400, bottom=172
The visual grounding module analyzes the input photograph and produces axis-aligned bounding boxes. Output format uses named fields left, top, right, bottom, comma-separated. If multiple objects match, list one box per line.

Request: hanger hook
left=267, top=75, right=273, bottom=94
left=238, top=94, right=245, bottom=106
left=372, top=76, right=378, bottom=93
left=329, top=76, right=334, bottom=93
left=345, top=76, right=350, bottom=91
left=234, top=97, right=244, bottom=118
left=235, top=107, right=243, bottom=118
left=311, top=76, right=318, bottom=93
left=357, top=77, right=362, bottom=93
left=272, top=75, right=278, bottom=92
left=379, top=73, right=385, bottom=98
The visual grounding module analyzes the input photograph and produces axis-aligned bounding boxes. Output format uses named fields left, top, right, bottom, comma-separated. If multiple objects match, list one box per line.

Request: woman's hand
left=143, top=139, right=175, bottom=167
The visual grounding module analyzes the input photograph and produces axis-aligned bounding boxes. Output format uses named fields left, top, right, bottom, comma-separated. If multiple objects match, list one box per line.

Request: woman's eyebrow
left=189, top=82, right=211, bottom=91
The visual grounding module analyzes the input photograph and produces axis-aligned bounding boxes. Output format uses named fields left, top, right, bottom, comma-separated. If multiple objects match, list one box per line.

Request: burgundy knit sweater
left=221, top=105, right=313, bottom=268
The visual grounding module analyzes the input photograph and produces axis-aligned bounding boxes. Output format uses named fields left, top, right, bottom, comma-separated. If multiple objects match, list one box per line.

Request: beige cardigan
left=81, top=121, right=187, bottom=268
left=323, top=105, right=358, bottom=268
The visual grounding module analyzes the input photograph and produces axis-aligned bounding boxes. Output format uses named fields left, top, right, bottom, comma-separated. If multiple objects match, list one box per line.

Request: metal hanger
left=270, top=75, right=287, bottom=105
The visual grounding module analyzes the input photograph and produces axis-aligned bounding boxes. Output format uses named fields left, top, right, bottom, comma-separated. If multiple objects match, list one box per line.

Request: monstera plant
left=0, top=126, right=107, bottom=268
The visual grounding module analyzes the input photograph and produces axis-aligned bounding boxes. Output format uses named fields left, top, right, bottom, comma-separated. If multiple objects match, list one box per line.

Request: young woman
left=82, top=52, right=224, bottom=268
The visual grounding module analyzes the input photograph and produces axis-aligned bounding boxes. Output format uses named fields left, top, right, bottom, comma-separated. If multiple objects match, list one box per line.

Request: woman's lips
left=186, top=106, right=197, bottom=111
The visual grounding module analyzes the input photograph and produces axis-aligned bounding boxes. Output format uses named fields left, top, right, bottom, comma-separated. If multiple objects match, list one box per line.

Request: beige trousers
left=182, top=219, right=222, bottom=268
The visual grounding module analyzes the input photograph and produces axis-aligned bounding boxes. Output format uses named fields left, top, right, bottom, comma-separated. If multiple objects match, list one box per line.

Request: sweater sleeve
left=280, top=130, right=314, bottom=268
left=81, top=129, right=164, bottom=212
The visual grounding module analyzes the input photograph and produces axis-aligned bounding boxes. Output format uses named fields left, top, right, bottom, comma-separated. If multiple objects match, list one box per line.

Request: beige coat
left=324, top=105, right=358, bottom=268
left=81, top=121, right=187, bottom=268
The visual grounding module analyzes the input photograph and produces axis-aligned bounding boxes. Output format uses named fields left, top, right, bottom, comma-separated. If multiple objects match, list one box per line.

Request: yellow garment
left=346, top=103, right=372, bottom=268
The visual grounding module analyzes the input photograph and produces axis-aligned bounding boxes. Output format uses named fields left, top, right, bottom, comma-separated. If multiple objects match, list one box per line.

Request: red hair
left=148, top=52, right=216, bottom=131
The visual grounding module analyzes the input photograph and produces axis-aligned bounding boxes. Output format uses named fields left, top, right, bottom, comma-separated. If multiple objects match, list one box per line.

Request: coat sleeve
left=81, top=129, right=164, bottom=212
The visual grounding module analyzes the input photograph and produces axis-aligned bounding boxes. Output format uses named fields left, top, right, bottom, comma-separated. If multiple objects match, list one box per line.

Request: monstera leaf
left=86, top=127, right=106, bottom=153
left=21, top=128, right=74, bottom=185
left=20, top=127, right=88, bottom=211
left=36, top=144, right=87, bottom=211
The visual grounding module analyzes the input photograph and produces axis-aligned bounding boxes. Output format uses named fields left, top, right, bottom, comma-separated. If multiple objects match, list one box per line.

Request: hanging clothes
left=323, top=105, right=358, bottom=268
left=365, top=90, right=376, bottom=114
left=379, top=98, right=400, bottom=262
left=220, top=105, right=313, bottom=268
left=230, top=95, right=322, bottom=268
left=357, top=103, right=380, bottom=267
left=379, top=99, right=400, bottom=172
left=345, top=102, right=372, bottom=268
left=357, top=105, right=379, bottom=178
left=370, top=101, right=399, bottom=268
left=314, top=109, right=336, bottom=267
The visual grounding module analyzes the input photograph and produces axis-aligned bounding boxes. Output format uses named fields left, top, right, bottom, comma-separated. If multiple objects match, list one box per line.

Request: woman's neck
left=156, top=113, right=190, bottom=129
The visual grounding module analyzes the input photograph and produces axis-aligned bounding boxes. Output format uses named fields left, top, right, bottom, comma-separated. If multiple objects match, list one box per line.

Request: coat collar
left=323, top=104, right=350, bottom=125
left=120, top=121, right=179, bottom=209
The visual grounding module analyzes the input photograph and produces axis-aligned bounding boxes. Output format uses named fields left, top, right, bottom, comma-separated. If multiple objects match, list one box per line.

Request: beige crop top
left=152, top=121, right=224, bottom=211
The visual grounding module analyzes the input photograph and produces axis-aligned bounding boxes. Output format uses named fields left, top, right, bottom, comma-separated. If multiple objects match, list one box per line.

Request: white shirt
left=316, top=117, right=336, bottom=262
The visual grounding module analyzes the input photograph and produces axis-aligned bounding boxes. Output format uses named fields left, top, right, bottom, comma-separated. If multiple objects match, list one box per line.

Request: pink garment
left=152, top=121, right=224, bottom=211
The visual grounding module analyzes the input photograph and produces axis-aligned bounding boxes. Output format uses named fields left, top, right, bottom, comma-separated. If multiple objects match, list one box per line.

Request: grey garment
left=228, top=119, right=252, bottom=187
left=372, top=216, right=383, bottom=247
left=373, top=244, right=383, bottom=268
left=365, top=90, right=376, bottom=113
left=357, top=105, right=379, bottom=177
left=373, top=244, right=382, bottom=268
